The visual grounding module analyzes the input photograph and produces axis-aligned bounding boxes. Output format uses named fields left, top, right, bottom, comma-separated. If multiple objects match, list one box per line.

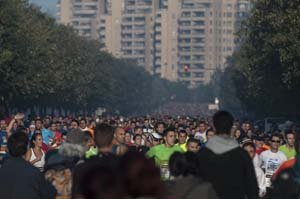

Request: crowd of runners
left=0, top=111, right=299, bottom=199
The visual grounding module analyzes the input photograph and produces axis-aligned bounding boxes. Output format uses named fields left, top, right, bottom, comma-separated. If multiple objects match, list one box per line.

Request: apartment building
left=57, top=0, right=106, bottom=40
left=57, top=0, right=252, bottom=87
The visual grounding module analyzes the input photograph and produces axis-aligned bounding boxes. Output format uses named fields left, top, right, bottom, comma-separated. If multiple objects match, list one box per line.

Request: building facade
left=57, top=0, right=252, bottom=87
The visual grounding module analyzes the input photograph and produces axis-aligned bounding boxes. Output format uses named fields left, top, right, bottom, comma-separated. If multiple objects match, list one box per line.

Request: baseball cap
left=151, top=132, right=162, bottom=140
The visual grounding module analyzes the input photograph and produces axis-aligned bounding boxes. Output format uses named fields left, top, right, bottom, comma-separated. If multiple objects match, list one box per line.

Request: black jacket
left=0, top=157, right=56, bottom=199
left=165, top=175, right=217, bottom=199
left=197, top=135, right=259, bottom=199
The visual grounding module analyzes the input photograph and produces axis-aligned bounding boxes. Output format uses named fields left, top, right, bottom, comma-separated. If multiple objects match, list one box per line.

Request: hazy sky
left=29, top=0, right=57, bottom=17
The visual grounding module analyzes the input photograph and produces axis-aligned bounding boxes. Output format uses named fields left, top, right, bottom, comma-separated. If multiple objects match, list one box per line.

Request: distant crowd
left=0, top=111, right=300, bottom=199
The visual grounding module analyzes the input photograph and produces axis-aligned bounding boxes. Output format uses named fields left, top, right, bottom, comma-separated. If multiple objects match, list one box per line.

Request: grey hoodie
left=205, top=135, right=239, bottom=155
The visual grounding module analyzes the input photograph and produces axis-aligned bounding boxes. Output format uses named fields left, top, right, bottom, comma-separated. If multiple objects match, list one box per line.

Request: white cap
left=151, top=132, right=162, bottom=139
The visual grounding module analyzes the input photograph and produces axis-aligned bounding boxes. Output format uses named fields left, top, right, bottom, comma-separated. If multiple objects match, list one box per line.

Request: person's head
left=114, top=127, right=125, bottom=144
left=206, top=128, right=215, bottom=141
left=49, top=122, right=57, bottom=132
left=35, top=119, right=43, bottom=130
left=94, top=124, right=114, bottom=148
left=156, top=122, right=165, bottom=134
left=80, top=119, right=87, bottom=129
left=242, top=142, right=256, bottom=159
left=133, top=134, right=142, bottom=146
left=178, top=130, right=187, bottom=145
left=60, top=128, right=90, bottom=158
left=285, top=131, right=295, bottom=148
left=120, top=151, right=163, bottom=198
left=144, top=119, right=149, bottom=127
left=234, top=129, right=241, bottom=139
left=242, top=121, right=251, bottom=132
left=29, top=124, right=35, bottom=132
left=8, top=131, right=28, bottom=157
left=213, top=111, right=234, bottom=135
left=134, top=127, right=143, bottom=135
left=270, top=133, right=282, bottom=152
left=187, top=138, right=200, bottom=153
left=83, top=131, right=94, bottom=148
left=163, top=128, right=176, bottom=147
left=169, top=152, right=187, bottom=177
left=151, top=132, right=162, bottom=146
left=169, top=152, right=199, bottom=177
left=199, top=121, right=206, bottom=133
left=125, top=132, right=132, bottom=144
left=70, top=120, right=79, bottom=129
left=253, top=135, right=264, bottom=148
left=130, top=121, right=136, bottom=129
left=82, top=156, right=124, bottom=199
left=30, top=133, right=43, bottom=148
left=0, top=120, right=6, bottom=131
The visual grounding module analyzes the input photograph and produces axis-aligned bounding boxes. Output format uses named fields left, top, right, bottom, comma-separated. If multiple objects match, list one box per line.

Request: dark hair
left=30, top=133, right=42, bottom=148
left=94, top=124, right=114, bottom=148
left=16, top=126, right=27, bottom=134
left=178, top=130, right=187, bottom=136
left=8, top=131, right=29, bottom=157
left=187, top=138, right=200, bottom=146
left=134, top=126, right=142, bottom=132
left=242, top=141, right=256, bottom=150
left=271, top=133, right=282, bottom=140
left=169, top=152, right=188, bottom=177
left=285, top=131, right=295, bottom=138
left=71, top=119, right=79, bottom=126
left=120, top=151, right=163, bottom=198
left=35, top=119, right=43, bottom=124
left=199, top=120, right=206, bottom=125
left=213, top=111, right=234, bottom=135
left=205, top=128, right=214, bottom=136
left=80, top=119, right=87, bottom=124
left=81, top=156, right=123, bottom=199
left=83, top=131, right=92, bottom=142
left=155, top=121, right=165, bottom=129
left=163, top=127, right=175, bottom=137
left=133, top=134, right=141, bottom=141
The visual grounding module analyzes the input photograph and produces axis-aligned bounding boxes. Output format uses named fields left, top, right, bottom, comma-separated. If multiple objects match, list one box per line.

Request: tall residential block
left=57, top=0, right=252, bottom=87
left=57, top=0, right=107, bottom=40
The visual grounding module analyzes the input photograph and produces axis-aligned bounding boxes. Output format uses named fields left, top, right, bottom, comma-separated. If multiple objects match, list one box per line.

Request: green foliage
left=219, top=0, right=300, bottom=117
left=1, top=0, right=214, bottom=116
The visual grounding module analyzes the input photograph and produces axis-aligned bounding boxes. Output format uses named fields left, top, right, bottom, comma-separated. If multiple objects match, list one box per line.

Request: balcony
left=179, top=34, right=191, bottom=39
left=73, top=9, right=97, bottom=15
left=178, top=42, right=191, bottom=47
left=82, top=2, right=98, bottom=6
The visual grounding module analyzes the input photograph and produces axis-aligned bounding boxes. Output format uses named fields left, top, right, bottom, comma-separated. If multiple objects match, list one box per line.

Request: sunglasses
left=271, top=140, right=280, bottom=143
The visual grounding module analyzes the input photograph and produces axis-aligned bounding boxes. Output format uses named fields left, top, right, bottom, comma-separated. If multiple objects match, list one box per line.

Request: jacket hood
left=206, top=135, right=239, bottom=154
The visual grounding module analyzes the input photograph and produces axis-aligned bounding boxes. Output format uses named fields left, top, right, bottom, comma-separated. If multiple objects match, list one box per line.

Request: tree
left=227, top=0, right=300, bottom=117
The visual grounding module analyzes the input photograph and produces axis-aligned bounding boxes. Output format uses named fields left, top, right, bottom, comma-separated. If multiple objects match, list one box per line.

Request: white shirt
left=253, top=154, right=261, bottom=168
left=254, top=163, right=267, bottom=197
left=29, top=148, right=45, bottom=171
left=194, top=131, right=207, bottom=143
left=259, top=150, right=287, bottom=187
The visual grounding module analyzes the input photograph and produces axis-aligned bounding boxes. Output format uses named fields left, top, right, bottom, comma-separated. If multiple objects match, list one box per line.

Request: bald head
left=114, top=127, right=125, bottom=144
